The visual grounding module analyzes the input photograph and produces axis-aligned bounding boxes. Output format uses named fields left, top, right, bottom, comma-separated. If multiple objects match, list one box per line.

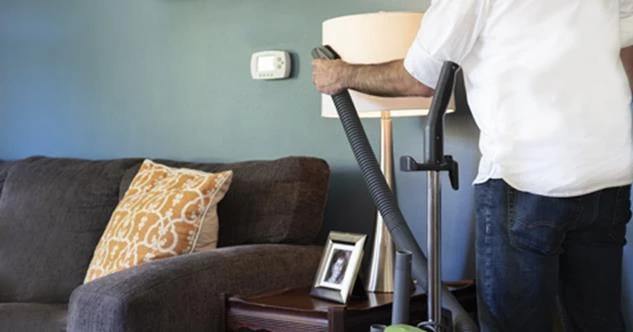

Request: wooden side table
left=226, top=282, right=476, bottom=332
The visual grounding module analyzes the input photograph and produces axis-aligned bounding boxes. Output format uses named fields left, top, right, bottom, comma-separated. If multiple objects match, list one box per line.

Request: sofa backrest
left=0, top=157, right=141, bottom=303
left=119, top=157, right=330, bottom=247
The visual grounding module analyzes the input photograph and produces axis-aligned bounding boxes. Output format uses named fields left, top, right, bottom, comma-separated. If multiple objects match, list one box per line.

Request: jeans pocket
left=506, top=187, right=569, bottom=255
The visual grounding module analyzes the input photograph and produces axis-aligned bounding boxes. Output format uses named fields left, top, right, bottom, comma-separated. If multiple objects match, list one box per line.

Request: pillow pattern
left=84, top=159, right=232, bottom=283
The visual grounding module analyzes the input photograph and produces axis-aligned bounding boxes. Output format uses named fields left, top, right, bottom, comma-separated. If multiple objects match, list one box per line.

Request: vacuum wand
left=423, top=62, right=460, bottom=331
left=402, top=61, right=460, bottom=332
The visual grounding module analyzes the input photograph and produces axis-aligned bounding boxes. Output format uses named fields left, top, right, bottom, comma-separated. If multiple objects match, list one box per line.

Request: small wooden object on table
left=226, top=281, right=475, bottom=332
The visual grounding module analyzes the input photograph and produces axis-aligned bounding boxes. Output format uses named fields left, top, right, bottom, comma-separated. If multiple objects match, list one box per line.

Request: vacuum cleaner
left=311, top=45, right=478, bottom=332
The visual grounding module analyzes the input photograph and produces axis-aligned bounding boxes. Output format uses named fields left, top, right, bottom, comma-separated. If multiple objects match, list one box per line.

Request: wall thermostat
left=250, top=50, right=291, bottom=80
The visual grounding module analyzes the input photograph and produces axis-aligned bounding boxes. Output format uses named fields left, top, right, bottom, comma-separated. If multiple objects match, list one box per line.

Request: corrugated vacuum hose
left=311, top=45, right=478, bottom=332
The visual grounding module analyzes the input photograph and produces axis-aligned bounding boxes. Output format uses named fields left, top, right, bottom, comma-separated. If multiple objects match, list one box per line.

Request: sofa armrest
left=67, top=244, right=322, bottom=332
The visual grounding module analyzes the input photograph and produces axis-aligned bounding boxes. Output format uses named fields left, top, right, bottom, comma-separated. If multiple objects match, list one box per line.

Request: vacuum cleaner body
left=311, top=45, right=476, bottom=332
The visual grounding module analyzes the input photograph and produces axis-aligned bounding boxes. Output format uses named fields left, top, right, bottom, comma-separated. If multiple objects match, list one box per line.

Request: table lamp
left=321, top=11, right=454, bottom=293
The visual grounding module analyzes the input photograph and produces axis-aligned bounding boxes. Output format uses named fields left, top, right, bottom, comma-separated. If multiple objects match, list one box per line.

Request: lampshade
left=321, top=12, right=454, bottom=118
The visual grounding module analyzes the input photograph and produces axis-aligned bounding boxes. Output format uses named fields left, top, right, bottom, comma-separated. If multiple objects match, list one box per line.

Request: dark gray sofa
left=0, top=156, right=330, bottom=332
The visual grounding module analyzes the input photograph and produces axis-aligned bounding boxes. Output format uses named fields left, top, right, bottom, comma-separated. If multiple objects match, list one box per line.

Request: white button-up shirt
left=405, top=0, right=633, bottom=197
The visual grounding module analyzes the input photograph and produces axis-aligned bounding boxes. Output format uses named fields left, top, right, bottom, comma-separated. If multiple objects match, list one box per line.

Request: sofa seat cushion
left=0, top=157, right=142, bottom=302
left=0, top=303, right=67, bottom=332
left=119, top=157, right=330, bottom=246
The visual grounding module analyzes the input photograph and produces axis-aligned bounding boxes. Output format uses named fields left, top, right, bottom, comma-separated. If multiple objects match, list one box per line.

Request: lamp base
left=366, top=215, right=395, bottom=293
left=366, top=111, right=396, bottom=293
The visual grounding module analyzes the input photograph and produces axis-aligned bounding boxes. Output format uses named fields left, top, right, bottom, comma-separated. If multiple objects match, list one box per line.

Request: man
left=313, top=1, right=633, bottom=331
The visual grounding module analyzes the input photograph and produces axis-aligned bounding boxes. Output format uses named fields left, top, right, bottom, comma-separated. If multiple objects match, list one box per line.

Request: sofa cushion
left=120, top=157, right=330, bottom=246
left=0, top=156, right=142, bottom=302
left=0, top=303, right=67, bottom=332
left=84, top=160, right=233, bottom=283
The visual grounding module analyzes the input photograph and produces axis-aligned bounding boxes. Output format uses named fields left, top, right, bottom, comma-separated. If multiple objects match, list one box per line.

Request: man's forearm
left=344, top=60, right=434, bottom=98
left=621, top=46, right=633, bottom=91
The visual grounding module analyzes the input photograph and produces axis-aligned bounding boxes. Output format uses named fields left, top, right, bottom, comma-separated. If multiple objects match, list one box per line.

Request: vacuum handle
left=425, top=62, right=459, bottom=164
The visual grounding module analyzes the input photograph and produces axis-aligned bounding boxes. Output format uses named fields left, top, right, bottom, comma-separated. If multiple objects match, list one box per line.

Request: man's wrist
left=339, top=62, right=355, bottom=91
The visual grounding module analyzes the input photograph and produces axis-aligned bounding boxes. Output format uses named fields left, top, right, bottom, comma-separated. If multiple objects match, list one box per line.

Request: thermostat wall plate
left=250, top=50, right=291, bottom=80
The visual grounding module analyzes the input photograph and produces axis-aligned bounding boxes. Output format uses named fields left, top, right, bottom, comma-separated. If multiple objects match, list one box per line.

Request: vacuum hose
left=312, top=46, right=478, bottom=332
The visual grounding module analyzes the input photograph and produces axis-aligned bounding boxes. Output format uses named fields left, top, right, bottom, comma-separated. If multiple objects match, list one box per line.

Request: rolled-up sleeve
left=404, top=0, right=489, bottom=88
left=622, top=0, right=633, bottom=47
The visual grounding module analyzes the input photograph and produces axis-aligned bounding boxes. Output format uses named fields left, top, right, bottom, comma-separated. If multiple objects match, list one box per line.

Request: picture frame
left=310, top=231, right=366, bottom=304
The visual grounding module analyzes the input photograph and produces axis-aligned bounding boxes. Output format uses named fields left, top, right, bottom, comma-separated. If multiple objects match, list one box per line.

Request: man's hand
left=312, top=59, right=349, bottom=95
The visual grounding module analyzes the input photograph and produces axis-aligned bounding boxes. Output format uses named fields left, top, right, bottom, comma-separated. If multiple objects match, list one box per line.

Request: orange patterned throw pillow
left=84, top=159, right=233, bottom=283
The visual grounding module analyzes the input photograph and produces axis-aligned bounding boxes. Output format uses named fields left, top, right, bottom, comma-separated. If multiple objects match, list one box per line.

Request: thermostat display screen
left=257, top=56, right=276, bottom=72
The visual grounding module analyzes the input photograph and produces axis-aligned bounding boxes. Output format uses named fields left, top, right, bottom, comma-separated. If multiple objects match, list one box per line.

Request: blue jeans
left=475, top=179, right=631, bottom=332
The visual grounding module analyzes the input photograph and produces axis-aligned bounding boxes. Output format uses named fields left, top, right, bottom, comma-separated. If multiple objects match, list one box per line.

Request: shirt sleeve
left=404, top=0, right=489, bottom=88
left=622, top=0, right=633, bottom=47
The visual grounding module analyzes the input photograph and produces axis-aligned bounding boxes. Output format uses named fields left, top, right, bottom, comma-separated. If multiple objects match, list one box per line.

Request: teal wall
left=0, top=1, right=631, bottom=329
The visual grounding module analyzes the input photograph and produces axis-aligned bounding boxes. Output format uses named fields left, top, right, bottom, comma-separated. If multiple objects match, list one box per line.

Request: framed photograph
left=310, top=231, right=366, bottom=304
